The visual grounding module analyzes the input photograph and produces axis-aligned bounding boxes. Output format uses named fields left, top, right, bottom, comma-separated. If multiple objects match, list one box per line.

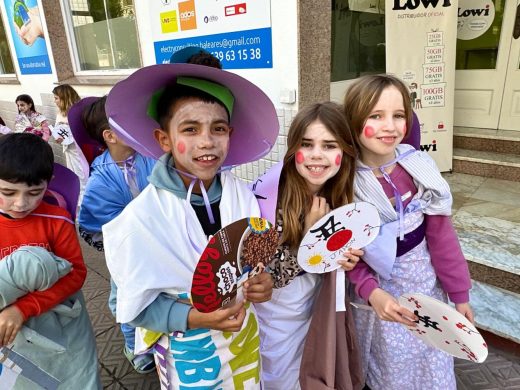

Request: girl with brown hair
left=254, top=102, right=364, bottom=389
left=52, top=84, right=89, bottom=201
left=344, top=74, right=472, bottom=390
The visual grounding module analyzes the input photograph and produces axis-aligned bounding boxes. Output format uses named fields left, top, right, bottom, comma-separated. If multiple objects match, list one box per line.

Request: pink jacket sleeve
left=347, top=259, right=379, bottom=301
left=425, top=214, right=471, bottom=303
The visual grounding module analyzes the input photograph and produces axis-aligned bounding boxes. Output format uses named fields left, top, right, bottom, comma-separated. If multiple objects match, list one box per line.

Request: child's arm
left=367, top=288, right=418, bottom=326
left=337, top=248, right=364, bottom=271
left=128, top=293, right=247, bottom=333
left=425, top=215, right=473, bottom=321
left=347, top=259, right=379, bottom=301
left=455, top=303, right=474, bottom=324
left=12, top=219, right=87, bottom=320
left=243, top=272, right=273, bottom=303
left=347, top=259, right=417, bottom=325
left=0, top=306, right=24, bottom=346
left=188, top=302, right=246, bottom=332
left=39, top=119, right=51, bottom=142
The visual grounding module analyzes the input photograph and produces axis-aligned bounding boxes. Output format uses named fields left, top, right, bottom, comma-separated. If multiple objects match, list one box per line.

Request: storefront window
left=456, top=0, right=505, bottom=70
left=0, top=14, right=15, bottom=74
left=331, top=0, right=386, bottom=82
left=65, top=0, right=142, bottom=71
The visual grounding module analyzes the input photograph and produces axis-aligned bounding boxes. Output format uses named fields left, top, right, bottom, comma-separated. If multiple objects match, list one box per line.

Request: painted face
left=17, top=101, right=31, bottom=114
left=0, top=179, right=47, bottom=219
left=154, top=98, right=232, bottom=189
left=359, top=85, right=406, bottom=166
left=295, top=120, right=342, bottom=194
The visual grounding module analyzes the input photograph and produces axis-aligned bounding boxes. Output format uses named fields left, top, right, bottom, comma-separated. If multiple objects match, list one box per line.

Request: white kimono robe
left=103, top=171, right=262, bottom=389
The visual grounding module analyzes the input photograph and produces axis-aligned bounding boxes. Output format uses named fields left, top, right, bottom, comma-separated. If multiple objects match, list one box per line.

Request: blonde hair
left=343, top=74, right=413, bottom=151
left=278, top=102, right=357, bottom=248
left=52, top=84, right=80, bottom=115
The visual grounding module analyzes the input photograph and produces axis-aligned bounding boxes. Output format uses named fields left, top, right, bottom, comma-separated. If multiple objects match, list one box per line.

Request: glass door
left=454, top=0, right=518, bottom=129
left=498, top=1, right=520, bottom=130
left=330, top=0, right=385, bottom=102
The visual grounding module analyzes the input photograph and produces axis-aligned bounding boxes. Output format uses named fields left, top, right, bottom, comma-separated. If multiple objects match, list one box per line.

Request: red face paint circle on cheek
left=176, top=141, right=186, bottom=154
left=335, top=154, right=342, bottom=166
left=364, top=126, right=375, bottom=138
left=295, top=151, right=305, bottom=164
left=402, top=123, right=407, bottom=136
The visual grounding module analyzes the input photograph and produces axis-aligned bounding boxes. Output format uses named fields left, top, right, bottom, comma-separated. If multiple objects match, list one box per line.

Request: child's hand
left=368, top=288, right=418, bottom=326
left=243, top=272, right=273, bottom=303
left=337, top=248, right=364, bottom=271
left=304, top=196, right=330, bottom=233
left=0, top=305, right=24, bottom=346
left=455, top=302, right=474, bottom=324
left=187, top=301, right=246, bottom=332
left=56, top=137, right=64, bottom=144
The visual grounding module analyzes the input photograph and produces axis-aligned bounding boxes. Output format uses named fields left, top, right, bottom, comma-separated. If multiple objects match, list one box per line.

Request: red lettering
left=192, top=261, right=223, bottom=312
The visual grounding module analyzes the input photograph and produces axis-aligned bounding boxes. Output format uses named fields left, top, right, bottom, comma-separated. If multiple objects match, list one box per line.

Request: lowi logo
left=420, top=140, right=437, bottom=152
left=393, top=0, right=451, bottom=10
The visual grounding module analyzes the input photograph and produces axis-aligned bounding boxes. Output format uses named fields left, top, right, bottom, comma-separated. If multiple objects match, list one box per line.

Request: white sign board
left=148, top=0, right=273, bottom=69
left=386, top=0, right=458, bottom=172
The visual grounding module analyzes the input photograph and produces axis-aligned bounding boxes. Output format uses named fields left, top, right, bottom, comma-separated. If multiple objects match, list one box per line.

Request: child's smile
left=155, top=98, right=231, bottom=190
left=359, top=85, right=406, bottom=167
left=295, top=120, right=342, bottom=194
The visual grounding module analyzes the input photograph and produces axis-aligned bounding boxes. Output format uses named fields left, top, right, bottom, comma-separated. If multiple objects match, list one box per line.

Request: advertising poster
left=149, top=0, right=273, bottom=69
left=4, top=0, right=52, bottom=74
left=386, top=0, right=458, bottom=172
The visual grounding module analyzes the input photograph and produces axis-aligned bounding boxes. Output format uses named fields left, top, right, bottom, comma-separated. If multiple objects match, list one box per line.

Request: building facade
left=1, top=1, right=518, bottom=178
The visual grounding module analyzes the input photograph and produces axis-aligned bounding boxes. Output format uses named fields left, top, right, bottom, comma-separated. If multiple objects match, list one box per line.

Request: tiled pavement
left=78, top=189, right=520, bottom=389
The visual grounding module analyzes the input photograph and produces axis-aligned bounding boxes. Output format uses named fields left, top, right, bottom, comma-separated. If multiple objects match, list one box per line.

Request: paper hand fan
left=297, top=202, right=380, bottom=273
left=399, top=293, right=488, bottom=363
left=50, top=124, right=74, bottom=146
left=190, top=217, right=278, bottom=313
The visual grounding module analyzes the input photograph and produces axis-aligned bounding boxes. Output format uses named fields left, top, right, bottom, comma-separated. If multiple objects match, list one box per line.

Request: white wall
left=134, top=0, right=299, bottom=110
left=0, top=0, right=298, bottom=179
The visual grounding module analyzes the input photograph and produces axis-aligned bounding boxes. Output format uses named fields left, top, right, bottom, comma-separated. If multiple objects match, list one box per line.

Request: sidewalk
left=79, top=236, right=520, bottom=389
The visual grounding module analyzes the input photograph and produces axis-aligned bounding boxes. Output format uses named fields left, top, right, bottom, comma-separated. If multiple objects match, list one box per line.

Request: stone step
left=470, top=280, right=520, bottom=344
left=452, top=148, right=520, bottom=181
left=444, top=172, right=520, bottom=343
left=454, top=127, right=520, bottom=155
left=452, top=209, right=520, bottom=274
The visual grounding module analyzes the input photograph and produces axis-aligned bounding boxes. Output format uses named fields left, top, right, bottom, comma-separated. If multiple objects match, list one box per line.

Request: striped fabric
left=354, top=144, right=452, bottom=225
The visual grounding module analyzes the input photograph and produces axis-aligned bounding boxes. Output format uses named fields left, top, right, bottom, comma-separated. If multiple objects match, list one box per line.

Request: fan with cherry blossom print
left=297, top=202, right=380, bottom=273
left=398, top=293, right=488, bottom=362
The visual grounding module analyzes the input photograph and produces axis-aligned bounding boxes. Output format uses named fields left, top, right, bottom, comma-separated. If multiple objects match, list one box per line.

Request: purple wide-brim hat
left=68, top=97, right=104, bottom=163
left=105, top=63, right=279, bottom=167
left=48, top=163, right=80, bottom=220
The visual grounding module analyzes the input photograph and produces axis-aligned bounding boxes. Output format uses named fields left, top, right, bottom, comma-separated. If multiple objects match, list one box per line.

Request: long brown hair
left=278, top=102, right=357, bottom=248
left=343, top=74, right=413, bottom=151
left=52, top=84, right=80, bottom=115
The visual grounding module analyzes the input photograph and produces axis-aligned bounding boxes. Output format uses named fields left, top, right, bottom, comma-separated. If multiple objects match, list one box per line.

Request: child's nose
left=383, top=117, right=397, bottom=131
left=310, top=146, right=323, bottom=158
left=199, top=130, right=215, bottom=147
left=14, top=196, right=29, bottom=209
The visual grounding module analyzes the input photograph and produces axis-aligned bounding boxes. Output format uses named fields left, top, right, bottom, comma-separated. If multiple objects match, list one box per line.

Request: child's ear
left=154, top=128, right=172, bottom=153
left=102, top=129, right=116, bottom=144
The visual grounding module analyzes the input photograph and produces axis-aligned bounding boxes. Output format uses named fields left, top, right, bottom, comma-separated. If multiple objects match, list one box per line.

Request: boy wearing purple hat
left=102, top=63, right=278, bottom=389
